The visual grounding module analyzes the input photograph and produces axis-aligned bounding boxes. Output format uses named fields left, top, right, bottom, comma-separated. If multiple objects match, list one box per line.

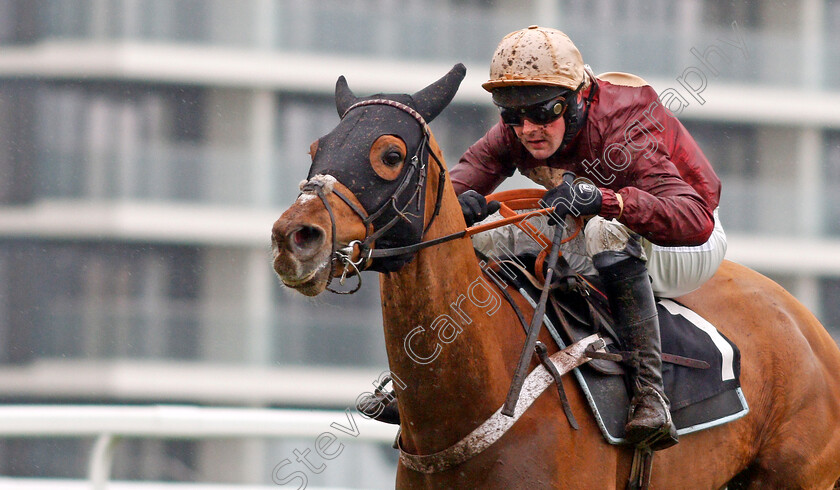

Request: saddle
left=485, top=252, right=749, bottom=444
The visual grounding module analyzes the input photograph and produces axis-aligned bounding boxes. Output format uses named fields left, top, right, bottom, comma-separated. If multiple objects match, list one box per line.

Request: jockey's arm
left=598, top=158, right=716, bottom=247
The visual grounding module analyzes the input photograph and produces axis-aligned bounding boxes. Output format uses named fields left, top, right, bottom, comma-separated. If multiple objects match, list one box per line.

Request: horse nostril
left=289, top=225, right=325, bottom=253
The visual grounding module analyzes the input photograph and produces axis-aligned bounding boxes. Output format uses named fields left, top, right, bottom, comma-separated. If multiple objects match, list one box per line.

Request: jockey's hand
left=458, top=190, right=501, bottom=227
left=542, top=180, right=602, bottom=225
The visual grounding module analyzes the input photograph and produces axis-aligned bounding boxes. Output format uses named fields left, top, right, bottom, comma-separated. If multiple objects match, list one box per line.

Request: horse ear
left=335, top=76, right=359, bottom=117
left=411, top=63, right=467, bottom=123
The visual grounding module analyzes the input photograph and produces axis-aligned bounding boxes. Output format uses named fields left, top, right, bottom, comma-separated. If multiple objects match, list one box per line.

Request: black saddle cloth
left=490, top=253, right=748, bottom=444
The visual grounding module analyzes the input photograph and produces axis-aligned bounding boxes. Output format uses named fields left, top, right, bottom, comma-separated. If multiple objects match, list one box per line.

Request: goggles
left=498, top=95, right=569, bottom=127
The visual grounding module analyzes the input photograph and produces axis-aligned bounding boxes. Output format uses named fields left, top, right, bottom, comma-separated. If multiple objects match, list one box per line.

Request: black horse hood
left=306, top=64, right=466, bottom=272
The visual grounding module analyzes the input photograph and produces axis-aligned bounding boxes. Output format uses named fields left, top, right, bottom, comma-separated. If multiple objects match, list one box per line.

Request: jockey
left=452, top=25, right=726, bottom=449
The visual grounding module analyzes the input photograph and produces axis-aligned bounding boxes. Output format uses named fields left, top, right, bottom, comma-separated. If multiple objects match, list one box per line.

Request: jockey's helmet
left=483, top=25, right=587, bottom=95
left=484, top=25, right=593, bottom=151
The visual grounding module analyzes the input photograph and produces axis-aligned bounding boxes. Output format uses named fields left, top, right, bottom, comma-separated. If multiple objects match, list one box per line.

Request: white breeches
left=471, top=208, right=726, bottom=298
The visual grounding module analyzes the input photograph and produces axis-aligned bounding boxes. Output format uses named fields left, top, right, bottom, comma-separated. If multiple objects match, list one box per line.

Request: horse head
left=272, top=64, right=466, bottom=296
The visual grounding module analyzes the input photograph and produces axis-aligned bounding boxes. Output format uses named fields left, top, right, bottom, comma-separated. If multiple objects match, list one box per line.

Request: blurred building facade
left=0, top=0, right=838, bottom=487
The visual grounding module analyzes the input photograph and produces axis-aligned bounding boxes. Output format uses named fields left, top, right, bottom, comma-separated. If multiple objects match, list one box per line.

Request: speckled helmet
left=485, top=26, right=595, bottom=152
left=483, top=25, right=587, bottom=94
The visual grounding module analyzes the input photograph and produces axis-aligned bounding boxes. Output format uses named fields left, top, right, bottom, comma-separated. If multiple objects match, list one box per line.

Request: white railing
left=0, top=405, right=398, bottom=490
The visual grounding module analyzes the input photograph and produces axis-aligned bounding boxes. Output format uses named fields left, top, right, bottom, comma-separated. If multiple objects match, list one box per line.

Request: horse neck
left=379, top=141, right=516, bottom=453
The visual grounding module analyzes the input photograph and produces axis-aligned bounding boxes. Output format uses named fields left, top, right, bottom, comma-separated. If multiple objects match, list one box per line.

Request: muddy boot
left=356, top=388, right=401, bottom=425
left=593, top=250, right=678, bottom=450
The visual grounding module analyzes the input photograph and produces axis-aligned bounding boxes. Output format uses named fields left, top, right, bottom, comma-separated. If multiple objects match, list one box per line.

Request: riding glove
left=458, top=190, right=501, bottom=227
left=542, top=180, right=603, bottom=225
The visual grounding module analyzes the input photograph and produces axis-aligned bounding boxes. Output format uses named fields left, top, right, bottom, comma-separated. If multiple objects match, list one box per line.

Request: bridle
left=298, top=97, right=586, bottom=295
left=299, top=98, right=448, bottom=294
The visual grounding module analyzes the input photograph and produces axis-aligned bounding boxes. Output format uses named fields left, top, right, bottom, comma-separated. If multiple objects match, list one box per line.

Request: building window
left=820, top=277, right=840, bottom=344
left=28, top=82, right=211, bottom=203
left=0, top=241, right=201, bottom=364
left=827, top=1, right=840, bottom=88
left=274, top=93, right=341, bottom=207
left=0, top=0, right=41, bottom=43
left=702, top=0, right=760, bottom=29
left=271, top=278, right=387, bottom=368
left=681, top=121, right=758, bottom=177
left=825, top=131, right=840, bottom=235
left=681, top=121, right=762, bottom=232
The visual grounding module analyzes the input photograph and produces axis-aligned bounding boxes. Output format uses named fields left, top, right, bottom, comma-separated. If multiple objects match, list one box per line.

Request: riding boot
left=593, top=250, right=678, bottom=450
left=356, top=389, right=401, bottom=425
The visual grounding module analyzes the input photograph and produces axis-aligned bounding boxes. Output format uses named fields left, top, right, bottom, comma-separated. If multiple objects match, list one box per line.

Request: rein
left=297, top=96, right=602, bottom=474
left=301, top=98, right=569, bottom=294
left=307, top=182, right=571, bottom=293
left=299, top=98, right=581, bottom=295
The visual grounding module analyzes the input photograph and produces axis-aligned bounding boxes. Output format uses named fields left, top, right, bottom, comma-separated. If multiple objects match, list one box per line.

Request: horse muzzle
left=272, top=206, right=333, bottom=296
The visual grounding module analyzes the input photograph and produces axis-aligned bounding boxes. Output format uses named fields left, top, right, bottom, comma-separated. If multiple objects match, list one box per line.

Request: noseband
left=299, top=98, right=447, bottom=294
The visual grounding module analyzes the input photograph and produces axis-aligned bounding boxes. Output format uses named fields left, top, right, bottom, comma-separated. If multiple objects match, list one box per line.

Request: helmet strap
left=558, top=68, right=598, bottom=152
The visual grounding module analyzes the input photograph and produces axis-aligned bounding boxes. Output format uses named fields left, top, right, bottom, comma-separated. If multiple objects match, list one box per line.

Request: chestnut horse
left=272, top=64, right=840, bottom=488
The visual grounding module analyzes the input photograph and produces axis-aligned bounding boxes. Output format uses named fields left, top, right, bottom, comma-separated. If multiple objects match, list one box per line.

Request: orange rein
left=468, top=189, right=582, bottom=284
left=344, top=188, right=581, bottom=276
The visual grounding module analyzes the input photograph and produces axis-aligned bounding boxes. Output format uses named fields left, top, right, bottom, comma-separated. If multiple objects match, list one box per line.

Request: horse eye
left=383, top=150, right=403, bottom=166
